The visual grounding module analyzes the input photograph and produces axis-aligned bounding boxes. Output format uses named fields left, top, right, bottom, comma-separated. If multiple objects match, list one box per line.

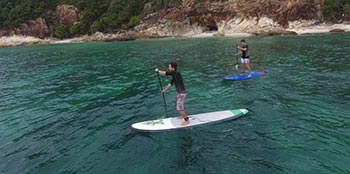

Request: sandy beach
left=1, top=23, right=350, bottom=47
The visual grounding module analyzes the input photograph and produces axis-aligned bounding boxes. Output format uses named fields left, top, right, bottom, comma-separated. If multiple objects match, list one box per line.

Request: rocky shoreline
left=1, top=23, right=350, bottom=48
left=3, top=1, right=349, bottom=48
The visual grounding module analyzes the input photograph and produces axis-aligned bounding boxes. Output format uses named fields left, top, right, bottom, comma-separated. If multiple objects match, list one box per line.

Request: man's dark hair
left=240, top=39, right=246, bottom=43
left=169, top=62, right=177, bottom=70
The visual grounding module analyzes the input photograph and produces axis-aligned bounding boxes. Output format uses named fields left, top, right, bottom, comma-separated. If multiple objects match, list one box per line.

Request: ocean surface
left=0, top=33, right=349, bottom=174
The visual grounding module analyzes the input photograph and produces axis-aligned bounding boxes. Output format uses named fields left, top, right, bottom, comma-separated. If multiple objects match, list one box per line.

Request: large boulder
left=71, top=32, right=136, bottom=42
left=137, top=21, right=206, bottom=37
left=15, top=17, right=50, bottom=39
left=219, top=16, right=285, bottom=34
left=55, top=5, right=79, bottom=27
left=0, top=35, right=50, bottom=47
left=252, top=29, right=298, bottom=36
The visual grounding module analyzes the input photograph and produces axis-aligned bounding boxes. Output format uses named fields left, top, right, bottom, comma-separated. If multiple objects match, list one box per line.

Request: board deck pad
left=131, top=109, right=249, bottom=132
left=224, top=71, right=267, bottom=81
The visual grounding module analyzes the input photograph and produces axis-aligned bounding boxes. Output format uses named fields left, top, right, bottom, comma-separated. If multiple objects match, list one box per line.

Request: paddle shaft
left=235, top=44, right=239, bottom=70
left=157, top=72, right=168, bottom=117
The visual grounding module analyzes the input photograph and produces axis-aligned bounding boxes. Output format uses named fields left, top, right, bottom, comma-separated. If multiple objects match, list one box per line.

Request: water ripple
left=0, top=34, right=350, bottom=174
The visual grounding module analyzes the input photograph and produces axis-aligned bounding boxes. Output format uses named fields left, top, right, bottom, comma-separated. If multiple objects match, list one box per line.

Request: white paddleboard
left=131, top=109, right=249, bottom=132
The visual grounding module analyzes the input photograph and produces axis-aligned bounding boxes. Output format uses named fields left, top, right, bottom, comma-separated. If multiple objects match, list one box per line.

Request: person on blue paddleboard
left=237, top=39, right=252, bottom=77
left=155, top=62, right=189, bottom=126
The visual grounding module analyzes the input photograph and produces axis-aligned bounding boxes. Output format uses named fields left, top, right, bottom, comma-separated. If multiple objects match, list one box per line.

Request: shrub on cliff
left=91, top=21, right=103, bottom=33
left=70, top=23, right=87, bottom=36
left=54, top=24, right=68, bottom=38
left=128, top=16, right=141, bottom=28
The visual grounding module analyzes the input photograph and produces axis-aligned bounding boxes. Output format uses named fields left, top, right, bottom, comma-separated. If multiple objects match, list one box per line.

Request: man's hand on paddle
left=161, top=83, right=172, bottom=94
left=237, top=46, right=247, bottom=51
left=155, top=68, right=169, bottom=93
left=155, top=68, right=166, bottom=75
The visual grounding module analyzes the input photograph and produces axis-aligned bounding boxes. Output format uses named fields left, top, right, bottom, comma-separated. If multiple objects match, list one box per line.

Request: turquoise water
left=0, top=33, right=349, bottom=174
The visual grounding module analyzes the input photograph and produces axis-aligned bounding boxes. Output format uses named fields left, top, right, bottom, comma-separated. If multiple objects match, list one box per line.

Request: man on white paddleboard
left=155, top=62, right=189, bottom=126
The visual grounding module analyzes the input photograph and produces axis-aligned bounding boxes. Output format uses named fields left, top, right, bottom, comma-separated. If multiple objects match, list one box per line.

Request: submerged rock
left=330, top=28, right=345, bottom=32
left=253, top=30, right=298, bottom=36
left=213, top=32, right=225, bottom=37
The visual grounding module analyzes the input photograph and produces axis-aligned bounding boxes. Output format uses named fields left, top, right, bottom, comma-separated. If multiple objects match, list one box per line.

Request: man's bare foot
left=177, top=116, right=186, bottom=119
left=181, top=120, right=190, bottom=126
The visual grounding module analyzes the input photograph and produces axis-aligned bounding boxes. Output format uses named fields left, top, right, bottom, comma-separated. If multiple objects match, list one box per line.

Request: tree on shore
left=54, top=24, right=68, bottom=38
left=322, top=0, right=350, bottom=22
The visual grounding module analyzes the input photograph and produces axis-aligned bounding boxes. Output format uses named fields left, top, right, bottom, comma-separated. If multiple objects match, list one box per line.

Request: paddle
left=235, top=44, right=239, bottom=70
left=156, top=71, right=168, bottom=117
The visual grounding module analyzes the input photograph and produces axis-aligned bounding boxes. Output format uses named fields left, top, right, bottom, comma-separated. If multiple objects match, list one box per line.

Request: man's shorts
left=241, top=58, right=249, bottom=64
left=176, top=93, right=186, bottom=111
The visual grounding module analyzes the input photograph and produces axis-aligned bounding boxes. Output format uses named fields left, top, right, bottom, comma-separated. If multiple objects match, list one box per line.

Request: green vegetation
left=322, top=0, right=350, bottom=22
left=54, top=24, right=68, bottom=38
left=69, top=22, right=87, bottom=36
left=0, top=0, right=55, bottom=29
left=189, top=16, right=197, bottom=24
left=0, top=0, right=183, bottom=34
left=1, top=0, right=350, bottom=37
left=128, top=16, right=141, bottom=28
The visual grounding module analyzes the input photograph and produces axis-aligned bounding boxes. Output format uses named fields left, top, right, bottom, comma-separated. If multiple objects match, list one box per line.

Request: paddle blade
left=235, top=64, right=239, bottom=71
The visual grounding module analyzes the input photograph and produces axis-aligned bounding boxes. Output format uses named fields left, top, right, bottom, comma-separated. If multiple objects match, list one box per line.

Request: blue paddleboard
left=224, top=71, right=267, bottom=81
